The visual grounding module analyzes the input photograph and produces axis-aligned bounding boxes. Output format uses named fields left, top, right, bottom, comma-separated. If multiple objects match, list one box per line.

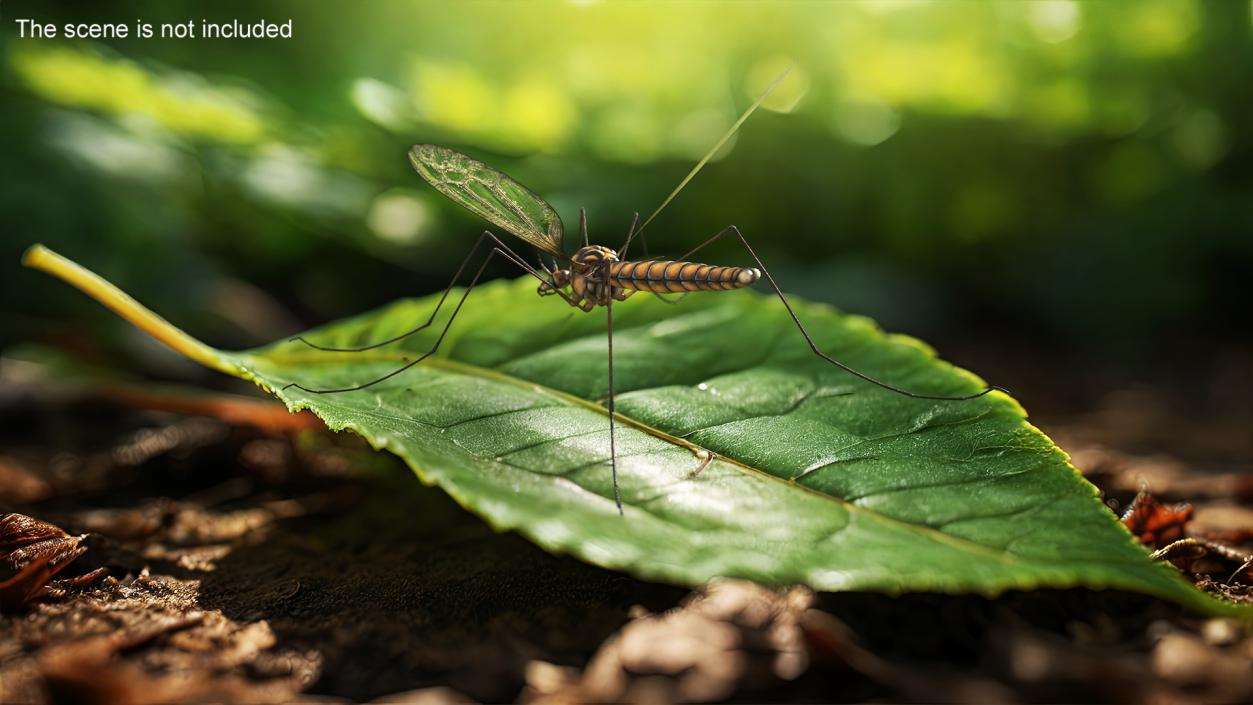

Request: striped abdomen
left=606, top=260, right=761, bottom=294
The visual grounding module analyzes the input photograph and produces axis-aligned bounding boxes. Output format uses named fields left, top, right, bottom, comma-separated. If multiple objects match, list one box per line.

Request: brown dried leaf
left=96, top=385, right=325, bottom=433
left=0, top=514, right=90, bottom=611
left=1121, top=491, right=1193, bottom=548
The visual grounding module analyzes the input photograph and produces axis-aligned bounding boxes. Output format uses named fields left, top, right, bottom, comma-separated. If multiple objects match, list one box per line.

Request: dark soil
left=1, top=353, right=1250, bottom=704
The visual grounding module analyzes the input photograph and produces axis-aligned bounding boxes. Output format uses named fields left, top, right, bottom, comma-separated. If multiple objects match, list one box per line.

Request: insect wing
left=409, top=144, right=565, bottom=257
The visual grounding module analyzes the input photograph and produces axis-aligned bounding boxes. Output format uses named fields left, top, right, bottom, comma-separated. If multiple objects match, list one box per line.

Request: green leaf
left=23, top=245, right=1248, bottom=617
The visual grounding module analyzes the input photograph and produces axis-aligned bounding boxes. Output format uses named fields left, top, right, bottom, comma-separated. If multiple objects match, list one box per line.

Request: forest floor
left=1, top=349, right=1250, bottom=704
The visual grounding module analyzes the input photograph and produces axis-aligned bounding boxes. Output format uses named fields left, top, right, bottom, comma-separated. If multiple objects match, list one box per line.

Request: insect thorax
left=570, top=245, right=619, bottom=272
left=533, top=245, right=629, bottom=311
left=537, top=245, right=615, bottom=295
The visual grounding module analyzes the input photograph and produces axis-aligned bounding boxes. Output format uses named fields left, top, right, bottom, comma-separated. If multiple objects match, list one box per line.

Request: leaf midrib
left=250, top=346, right=1043, bottom=567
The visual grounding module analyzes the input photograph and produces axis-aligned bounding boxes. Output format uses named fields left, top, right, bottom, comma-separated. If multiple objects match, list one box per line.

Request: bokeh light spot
left=833, top=99, right=901, bottom=147
left=1028, top=1, right=1082, bottom=44
left=351, top=78, right=410, bottom=131
left=1116, top=0, right=1199, bottom=57
left=367, top=189, right=433, bottom=244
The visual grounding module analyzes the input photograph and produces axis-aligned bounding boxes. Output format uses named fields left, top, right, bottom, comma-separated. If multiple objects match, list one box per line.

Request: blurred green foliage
left=3, top=0, right=1250, bottom=373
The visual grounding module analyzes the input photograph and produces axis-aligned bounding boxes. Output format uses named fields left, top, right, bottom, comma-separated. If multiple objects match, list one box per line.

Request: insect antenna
left=579, top=207, right=589, bottom=247
left=620, top=64, right=793, bottom=259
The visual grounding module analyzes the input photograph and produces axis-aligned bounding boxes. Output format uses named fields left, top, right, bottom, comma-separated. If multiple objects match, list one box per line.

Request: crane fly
left=283, top=67, right=1006, bottom=515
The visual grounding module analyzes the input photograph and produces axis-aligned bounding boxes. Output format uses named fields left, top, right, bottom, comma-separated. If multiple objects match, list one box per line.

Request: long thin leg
left=292, top=232, right=493, bottom=352
left=292, top=232, right=574, bottom=353
left=470, top=234, right=579, bottom=308
left=282, top=240, right=561, bottom=395
left=681, top=226, right=1008, bottom=402
left=606, top=296, right=623, bottom=515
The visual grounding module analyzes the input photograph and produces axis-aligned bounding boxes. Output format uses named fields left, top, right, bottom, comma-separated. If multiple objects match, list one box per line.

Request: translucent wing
left=408, top=144, right=565, bottom=257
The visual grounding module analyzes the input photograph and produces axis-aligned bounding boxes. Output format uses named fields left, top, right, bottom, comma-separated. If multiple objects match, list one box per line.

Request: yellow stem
left=22, top=244, right=240, bottom=376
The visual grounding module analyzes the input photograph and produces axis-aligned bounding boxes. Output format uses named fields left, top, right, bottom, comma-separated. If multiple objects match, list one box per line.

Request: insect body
left=285, top=69, right=1004, bottom=516
left=608, top=259, right=761, bottom=294
left=538, top=244, right=760, bottom=311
